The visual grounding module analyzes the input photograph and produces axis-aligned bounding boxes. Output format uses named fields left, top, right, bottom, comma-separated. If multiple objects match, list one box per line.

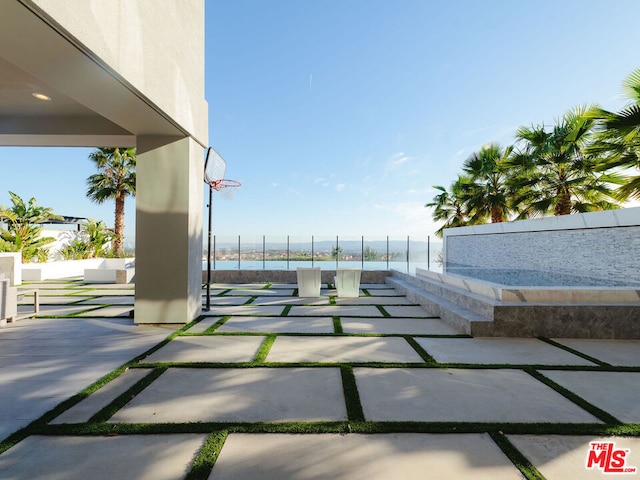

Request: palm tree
left=509, top=105, right=621, bottom=217
left=86, top=148, right=136, bottom=257
left=426, top=175, right=476, bottom=237
left=0, top=191, right=63, bottom=261
left=461, top=143, right=515, bottom=223
left=588, top=68, right=640, bottom=199
left=83, top=218, right=116, bottom=258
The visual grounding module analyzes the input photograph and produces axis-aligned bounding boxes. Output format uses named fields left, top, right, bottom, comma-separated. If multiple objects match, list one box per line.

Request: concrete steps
left=386, top=271, right=493, bottom=335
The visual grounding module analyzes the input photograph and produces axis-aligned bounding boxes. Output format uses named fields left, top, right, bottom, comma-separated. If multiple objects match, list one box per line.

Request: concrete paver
left=18, top=295, right=91, bottom=305
left=341, top=317, right=459, bottom=335
left=76, top=289, right=135, bottom=296
left=360, top=284, right=394, bottom=290
left=223, top=288, right=295, bottom=296
left=507, top=435, right=640, bottom=479
left=0, top=434, right=208, bottom=480
left=200, top=296, right=252, bottom=306
left=109, top=367, right=348, bottom=423
left=216, top=316, right=334, bottom=333
left=542, top=371, right=640, bottom=423
left=383, top=305, right=434, bottom=317
left=251, top=296, right=331, bottom=305
left=268, top=336, right=424, bottom=363
left=21, top=289, right=86, bottom=296
left=51, top=368, right=151, bottom=424
left=363, top=288, right=405, bottom=295
left=74, top=296, right=135, bottom=305
left=288, top=305, right=383, bottom=317
left=140, top=336, right=265, bottom=363
left=201, top=305, right=285, bottom=316
left=415, top=337, right=597, bottom=365
left=32, top=305, right=97, bottom=316
left=551, top=338, right=640, bottom=366
left=75, top=306, right=133, bottom=317
left=187, top=316, right=223, bottom=333
left=355, top=368, right=601, bottom=423
left=210, top=433, right=523, bottom=480
left=0, top=316, right=172, bottom=439
left=334, top=296, right=412, bottom=305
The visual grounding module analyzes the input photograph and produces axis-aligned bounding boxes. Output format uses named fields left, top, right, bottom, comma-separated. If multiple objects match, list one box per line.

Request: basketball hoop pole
left=205, top=182, right=213, bottom=311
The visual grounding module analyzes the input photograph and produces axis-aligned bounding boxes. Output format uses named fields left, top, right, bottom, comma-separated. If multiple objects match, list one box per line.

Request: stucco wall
left=31, top=0, right=208, bottom=144
left=443, top=207, right=640, bottom=287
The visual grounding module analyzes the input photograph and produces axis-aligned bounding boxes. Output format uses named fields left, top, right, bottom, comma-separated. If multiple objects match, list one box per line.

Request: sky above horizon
left=2, top=0, right=640, bottom=244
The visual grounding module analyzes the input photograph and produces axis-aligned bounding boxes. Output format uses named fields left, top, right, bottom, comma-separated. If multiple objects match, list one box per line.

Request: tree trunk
left=555, top=190, right=572, bottom=216
left=491, top=206, right=503, bottom=223
left=114, top=194, right=125, bottom=256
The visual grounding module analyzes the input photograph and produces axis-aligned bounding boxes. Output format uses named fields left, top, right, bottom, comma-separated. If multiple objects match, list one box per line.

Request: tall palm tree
left=588, top=68, right=640, bottom=199
left=461, top=143, right=515, bottom=223
left=426, top=175, right=476, bottom=237
left=509, top=105, right=621, bottom=217
left=86, top=148, right=136, bottom=257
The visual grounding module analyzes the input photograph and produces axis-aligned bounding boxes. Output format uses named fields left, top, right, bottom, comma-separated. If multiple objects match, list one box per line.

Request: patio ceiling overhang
left=0, top=1, right=187, bottom=148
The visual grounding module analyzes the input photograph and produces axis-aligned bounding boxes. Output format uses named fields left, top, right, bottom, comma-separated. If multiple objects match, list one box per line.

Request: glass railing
left=204, top=235, right=443, bottom=274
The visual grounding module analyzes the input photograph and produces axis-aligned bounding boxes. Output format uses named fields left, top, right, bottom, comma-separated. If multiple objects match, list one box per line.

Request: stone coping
left=442, top=206, right=640, bottom=237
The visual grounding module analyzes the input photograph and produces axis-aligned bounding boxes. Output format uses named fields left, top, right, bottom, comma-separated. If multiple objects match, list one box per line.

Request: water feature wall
left=443, top=207, right=640, bottom=287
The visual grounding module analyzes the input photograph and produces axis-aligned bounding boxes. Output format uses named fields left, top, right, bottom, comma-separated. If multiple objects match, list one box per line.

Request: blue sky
left=2, top=0, right=640, bottom=243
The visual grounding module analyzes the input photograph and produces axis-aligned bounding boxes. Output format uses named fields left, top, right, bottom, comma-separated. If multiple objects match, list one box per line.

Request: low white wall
left=443, top=207, right=640, bottom=287
left=22, top=258, right=104, bottom=281
left=0, top=252, right=21, bottom=285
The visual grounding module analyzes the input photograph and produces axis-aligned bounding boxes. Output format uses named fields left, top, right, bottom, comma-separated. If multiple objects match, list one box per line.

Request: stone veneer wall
left=443, top=207, right=640, bottom=287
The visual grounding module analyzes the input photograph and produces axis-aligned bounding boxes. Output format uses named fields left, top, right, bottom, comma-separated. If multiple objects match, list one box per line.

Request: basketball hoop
left=210, top=178, right=241, bottom=200
left=203, top=147, right=241, bottom=311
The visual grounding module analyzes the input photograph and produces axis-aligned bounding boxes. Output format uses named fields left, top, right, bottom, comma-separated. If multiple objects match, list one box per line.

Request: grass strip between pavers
left=404, top=336, right=437, bottom=364
left=281, top=305, right=292, bottom=316
left=87, top=367, right=167, bottom=423
left=28, top=421, right=640, bottom=437
left=537, top=337, right=612, bottom=366
left=333, top=316, right=343, bottom=334
left=340, top=366, right=365, bottom=422
left=525, top=368, right=622, bottom=424
left=376, top=305, right=391, bottom=317
left=253, top=335, right=276, bottom=363
left=185, top=431, right=228, bottom=480
left=202, top=316, right=231, bottom=333
left=489, top=431, right=545, bottom=480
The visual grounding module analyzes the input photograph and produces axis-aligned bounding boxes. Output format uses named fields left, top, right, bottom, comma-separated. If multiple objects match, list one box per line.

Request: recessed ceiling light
left=32, top=93, right=51, bottom=101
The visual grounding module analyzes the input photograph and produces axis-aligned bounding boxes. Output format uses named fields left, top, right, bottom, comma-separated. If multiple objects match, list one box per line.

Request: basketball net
left=210, top=179, right=241, bottom=200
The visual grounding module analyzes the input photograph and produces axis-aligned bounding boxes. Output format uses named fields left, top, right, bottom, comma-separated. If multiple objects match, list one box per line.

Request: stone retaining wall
left=443, top=207, right=640, bottom=286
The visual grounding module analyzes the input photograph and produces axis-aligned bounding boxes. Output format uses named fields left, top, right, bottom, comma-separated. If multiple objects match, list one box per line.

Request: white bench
left=296, top=267, right=321, bottom=297
left=84, top=258, right=135, bottom=284
left=334, top=268, right=362, bottom=298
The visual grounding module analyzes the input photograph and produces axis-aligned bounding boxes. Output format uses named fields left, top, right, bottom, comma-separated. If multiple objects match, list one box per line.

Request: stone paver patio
left=2, top=278, right=639, bottom=479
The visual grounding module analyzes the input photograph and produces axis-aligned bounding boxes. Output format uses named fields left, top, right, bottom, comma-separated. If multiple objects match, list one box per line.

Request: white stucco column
left=134, top=136, right=204, bottom=324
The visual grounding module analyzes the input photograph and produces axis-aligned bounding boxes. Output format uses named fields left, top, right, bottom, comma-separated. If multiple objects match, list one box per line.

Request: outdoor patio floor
left=1, top=279, right=639, bottom=479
